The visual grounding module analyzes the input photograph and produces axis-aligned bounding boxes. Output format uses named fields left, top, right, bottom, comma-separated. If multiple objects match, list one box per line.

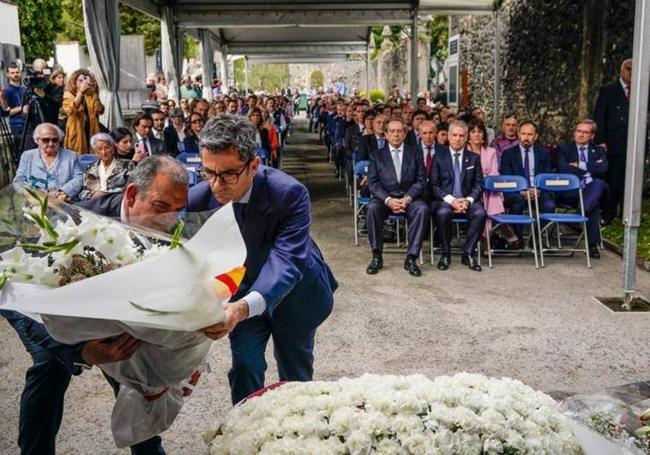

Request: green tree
left=119, top=4, right=161, bottom=56
left=234, top=61, right=288, bottom=93
left=60, top=0, right=85, bottom=46
left=184, top=35, right=199, bottom=60
left=427, top=16, right=449, bottom=61
left=17, top=0, right=64, bottom=61
left=309, top=70, right=324, bottom=89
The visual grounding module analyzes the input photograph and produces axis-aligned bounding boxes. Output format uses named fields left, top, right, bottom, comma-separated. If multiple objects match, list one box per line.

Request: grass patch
left=602, top=199, right=650, bottom=261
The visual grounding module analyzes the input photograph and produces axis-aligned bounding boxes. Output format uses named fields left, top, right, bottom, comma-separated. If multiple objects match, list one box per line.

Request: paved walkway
left=1, top=118, right=649, bottom=454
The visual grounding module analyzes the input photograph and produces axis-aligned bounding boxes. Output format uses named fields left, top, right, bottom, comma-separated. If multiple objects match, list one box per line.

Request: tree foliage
left=118, top=4, right=161, bottom=56
left=17, top=0, right=64, bottom=61
left=309, top=70, right=324, bottom=89
left=427, top=16, right=449, bottom=61
left=234, top=60, right=289, bottom=93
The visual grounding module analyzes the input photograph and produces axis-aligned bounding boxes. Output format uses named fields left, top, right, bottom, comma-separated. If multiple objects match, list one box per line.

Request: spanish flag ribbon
left=214, top=266, right=246, bottom=298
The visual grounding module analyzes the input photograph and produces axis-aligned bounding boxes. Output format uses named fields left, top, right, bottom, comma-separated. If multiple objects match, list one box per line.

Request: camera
left=23, top=66, right=51, bottom=92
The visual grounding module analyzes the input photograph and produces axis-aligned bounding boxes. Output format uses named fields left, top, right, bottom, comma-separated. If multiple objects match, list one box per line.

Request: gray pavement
left=1, top=119, right=649, bottom=454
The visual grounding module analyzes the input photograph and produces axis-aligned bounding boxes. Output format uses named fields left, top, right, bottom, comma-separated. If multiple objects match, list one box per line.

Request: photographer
left=0, top=63, right=27, bottom=149
left=62, top=69, right=104, bottom=154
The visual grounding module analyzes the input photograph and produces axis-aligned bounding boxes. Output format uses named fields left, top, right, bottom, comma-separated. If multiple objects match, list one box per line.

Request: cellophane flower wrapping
left=0, top=184, right=246, bottom=447
left=561, top=381, right=650, bottom=454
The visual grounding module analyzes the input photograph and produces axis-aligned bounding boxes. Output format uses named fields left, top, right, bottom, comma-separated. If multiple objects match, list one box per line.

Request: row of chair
left=352, top=160, right=592, bottom=270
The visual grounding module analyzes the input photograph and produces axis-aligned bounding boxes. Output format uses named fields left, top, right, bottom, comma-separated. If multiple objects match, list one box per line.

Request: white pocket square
left=466, top=166, right=475, bottom=170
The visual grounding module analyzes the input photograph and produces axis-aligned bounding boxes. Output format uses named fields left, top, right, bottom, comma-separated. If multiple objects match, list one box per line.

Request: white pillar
left=410, top=10, right=419, bottom=106
left=220, top=46, right=229, bottom=89
left=199, top=28, right=214, bottom=101
left=160, top=6, right=180, bottom=101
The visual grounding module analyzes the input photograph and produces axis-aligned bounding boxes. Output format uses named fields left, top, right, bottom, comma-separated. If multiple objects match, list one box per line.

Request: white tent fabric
left=161, top=5, right=181, bottom=102
left=199, top=29, right=215, bottom=101
left=82, top=0, right=123, bottom=129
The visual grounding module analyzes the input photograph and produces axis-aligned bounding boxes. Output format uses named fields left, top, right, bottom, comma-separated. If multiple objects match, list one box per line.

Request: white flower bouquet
left=0, top=185, right=246, bottom=447
left=205, top=373, right=584, bottom=455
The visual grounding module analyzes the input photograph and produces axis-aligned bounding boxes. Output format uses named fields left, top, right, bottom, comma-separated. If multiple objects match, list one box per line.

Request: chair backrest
left=354, top=160, right=369, bottom=176
left=78, top=154, right=99, bottom=170
left=484, top=175, right=528, bottom=193
left=535, top=173, right=581, bottom=192
left=177, top=152, right=201, bottom=165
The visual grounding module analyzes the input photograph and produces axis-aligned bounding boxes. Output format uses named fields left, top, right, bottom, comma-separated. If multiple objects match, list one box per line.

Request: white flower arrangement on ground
left=205, top=373, right=582, bottom=455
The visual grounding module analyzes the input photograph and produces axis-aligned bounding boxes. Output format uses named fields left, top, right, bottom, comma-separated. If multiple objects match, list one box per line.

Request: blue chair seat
left=452, top=217, right=468, bottom=223
left=490, top=213, right=536, bottom=225
left=357, top=197, right=370, bottom=206
left=538, top=213, right=588, bottom=223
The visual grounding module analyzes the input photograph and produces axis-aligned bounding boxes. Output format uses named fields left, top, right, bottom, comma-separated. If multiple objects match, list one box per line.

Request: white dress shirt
left=443, top=148, right=474, bottom=205
left=97, top=159, right=116, bottom=191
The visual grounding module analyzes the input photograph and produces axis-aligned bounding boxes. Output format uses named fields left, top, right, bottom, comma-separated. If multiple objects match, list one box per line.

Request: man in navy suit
left=430, top=121, right=486, bottom=272
left=366, top=119, right=429, bottom=277
left=357, top=113, right=388, bottom=161
left=188, top=114, right=337, bottom=405
left=500, top=121, right=555, bottom=241
left=593, top=59, right=632, bottom=224
left=419, top=120, right=437, bottom=204
left=556, top=120, right=608, bottom=259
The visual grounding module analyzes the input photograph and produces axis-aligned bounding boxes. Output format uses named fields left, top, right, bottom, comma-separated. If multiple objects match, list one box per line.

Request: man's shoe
left=505, top=239, right=523, bottom=250
left=366, top=256, right=383, bottom=275
left=589, top=246, right=601, bottom=259
left=404, top=256, right=422, bottom=277
left=437, top=254, right=451, bottom=271
left=462, top=254, right=482, bottom=272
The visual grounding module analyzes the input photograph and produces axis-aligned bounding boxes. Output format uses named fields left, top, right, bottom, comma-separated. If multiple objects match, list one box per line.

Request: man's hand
left=359, top=176, right=368, bottom=187
left=200, top=300, right=250, bottom=340
left=451, top=198, right=466, bottom=214
left=80, top=333, right=142, bottom=365
left=569, top=162, right=578, bottom=167
left=387, top=198, right=405, bottom=214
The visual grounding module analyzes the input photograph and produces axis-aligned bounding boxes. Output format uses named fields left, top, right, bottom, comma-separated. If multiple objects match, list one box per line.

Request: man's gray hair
left=127, top=155, right=188, bottom=196
left=90, top=133, right=114, bottom=148
left=448, top=120, right=469, bottom=135
left=576, top=118, right=597, bottom=133
left=198, top=113, right=256, bottom=162
left=33, top=123, right=64, bottom=143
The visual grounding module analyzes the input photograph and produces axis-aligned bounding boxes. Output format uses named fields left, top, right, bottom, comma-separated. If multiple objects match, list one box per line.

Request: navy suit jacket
left=77, top=192, right=123, bottom=217
left=187, top=166, right=337, bottom=322
left=500, top=144, right=552, bottom=179
left=163, top=125, right=181, bottom=157
left=357, top=134, right=383, bottom=161
left=430, top=147, right=484, bottom=203
left=593, top=80, right=629, bottom=154
left=557, top=142, right=608, bottom=179
left=368, top=143, right=426, bottom=202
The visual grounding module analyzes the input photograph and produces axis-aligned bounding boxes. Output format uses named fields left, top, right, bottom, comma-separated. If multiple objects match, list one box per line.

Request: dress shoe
left=404, top=256, right=422, bottom=277
left=437, top=254, right=451, bottom=271
left=505, top=239, right=523, bottom=250
left=589, top=246, right=601, bottom=259
left=366, top=256, right=383, bottom=275
left=462, top=254, right=482, bottom=272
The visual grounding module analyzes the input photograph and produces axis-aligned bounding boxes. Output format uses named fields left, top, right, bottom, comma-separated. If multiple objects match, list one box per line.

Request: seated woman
left=110, top=127, right=135, bottom=161
left=14, top=123, right=83, bottom=201
left=248, top=107, right=271, bottom=165
left=467, top=118, right=519, bottom=249
left=78, top=133, right=134, bottom=201
left=182, top=112, right=204, bottom=154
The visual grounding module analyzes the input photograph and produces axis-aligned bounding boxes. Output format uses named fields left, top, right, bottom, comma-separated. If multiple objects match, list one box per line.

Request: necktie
left=393, top=148, right=402, bottom=183
left=453, top=152, right=463, bottom=198
left=523, top=148, right=531, bottom=185
left=579, top=146, right=592, bottom=187
left=142, top=138, right=150, bottom=156
left=425, top=147, right=433, bottom=174
left=378, top=137, right=385, bottom=149
left=233, top=202, right=246, bottom=227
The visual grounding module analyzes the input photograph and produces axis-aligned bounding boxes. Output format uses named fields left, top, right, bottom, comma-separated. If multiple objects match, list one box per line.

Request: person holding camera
left=62, top=69, right=104, bottom=154
left=0, top=63, right=27, bottom=149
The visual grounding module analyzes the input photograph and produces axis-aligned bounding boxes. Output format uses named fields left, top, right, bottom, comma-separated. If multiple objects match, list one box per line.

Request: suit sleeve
left=470, top=157, right=484, bottom=202
left=431, top=159, right=448, bottom=201
left=499, top=150, right=513, bottom=176
left=61, top=157, right=83, bottom=197
left=368, top=150, right=390, bottom=201
left=592, top=86, right=607, bottom=145
left=357, top=137, right=369, bottom=161
left=587, top=146, right=608, bottom=176
left=539, top=148, right=552, bottom=174
left=406, top=151, right=426, bottom=200
left=250, top=184, right=311, bottom=314
left=557, top=144, right=581, bottom=176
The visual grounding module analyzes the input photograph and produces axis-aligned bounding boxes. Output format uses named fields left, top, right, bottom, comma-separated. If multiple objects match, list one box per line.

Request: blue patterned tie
left=453, top=152, right=463, bottom=197
left=378, top=137, right=385, bottom=149
left=523, top=148, right=531, bottom=185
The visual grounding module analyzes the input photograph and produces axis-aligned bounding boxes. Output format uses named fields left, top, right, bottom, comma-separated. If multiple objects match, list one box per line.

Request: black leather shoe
left=589, top=246, right=601, bottom=259
left=404, top=256, right=422, bottom=277
left=462, top=254, right=482, bottom=272
left=505, top=239, right=523, bottom=250
left=366, top=256, right=383, bottom=275
left=437, top=254, right=451, bottom=271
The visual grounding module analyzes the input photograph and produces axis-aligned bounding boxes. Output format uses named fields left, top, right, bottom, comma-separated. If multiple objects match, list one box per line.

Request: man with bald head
left=366, top=118, right=429, bottom=276
left=593, top=58, right=632, bottom=225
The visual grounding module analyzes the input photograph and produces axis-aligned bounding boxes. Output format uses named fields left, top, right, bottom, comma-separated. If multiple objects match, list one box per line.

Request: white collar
left=619, top=77, right=629, bottom=91
left=389, top=144, right=403, bottom=152
left=449, top=147, right=464, bottom=155
left=422, top=142, right=435, bottom=151
left=235, top=183, right=253, bottom=204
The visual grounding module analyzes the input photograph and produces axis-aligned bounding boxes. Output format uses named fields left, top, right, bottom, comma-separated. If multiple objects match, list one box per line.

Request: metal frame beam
left=119, top=0, right=160, bottom=18
left=246, top=56, right=353, bottom=64
left=227, top=43, right=368, bottom=55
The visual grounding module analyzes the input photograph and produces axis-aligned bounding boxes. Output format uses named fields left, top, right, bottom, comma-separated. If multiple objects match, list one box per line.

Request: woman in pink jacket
left=467, top=118, right=520, bottom=248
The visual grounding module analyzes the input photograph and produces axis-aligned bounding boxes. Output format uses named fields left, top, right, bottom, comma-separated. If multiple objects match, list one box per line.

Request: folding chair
left=484, top=175, right=539, bottom=269
left=177, top=152, right=202, bottom=187
left=78, top=154, right=99, bottom=171
left=428, top=216, right=481, bottom=265
left=534, top=173, right=591, bottom=268
left=353, top=160, right=370, bottom=245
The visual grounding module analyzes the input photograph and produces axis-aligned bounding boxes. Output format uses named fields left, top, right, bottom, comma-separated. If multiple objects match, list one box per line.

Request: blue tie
left=453, top=152, right=463, bottom=198
left=378, top=137, right=385, bottom=149
left=523, top=148, right=531, bottom=185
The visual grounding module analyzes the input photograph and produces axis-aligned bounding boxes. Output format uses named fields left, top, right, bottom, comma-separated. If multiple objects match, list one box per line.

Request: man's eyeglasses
left=39, top=137, right=59, bottom=144
left=201, top=160, right=251, bottom=185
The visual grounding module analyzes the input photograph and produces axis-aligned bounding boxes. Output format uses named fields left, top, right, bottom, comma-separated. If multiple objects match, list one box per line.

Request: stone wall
left=450, top=0, right=641, bottom=143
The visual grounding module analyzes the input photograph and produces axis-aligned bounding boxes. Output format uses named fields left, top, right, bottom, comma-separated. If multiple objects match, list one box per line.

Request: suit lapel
left=513, top=147, right=524, bottom=175
left=400, top=146, right=411, bottom=182
left=380, top=147, right=399, bottom=183
left=242, top=169, right=271, bottom=239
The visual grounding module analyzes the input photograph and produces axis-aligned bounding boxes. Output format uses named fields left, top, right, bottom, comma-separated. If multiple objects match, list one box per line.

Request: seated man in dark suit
left=133, top=113, right=166, bottom=158
left=556, top=119, right=608, bottom=259
left=357, top=113, right=387, bottom=162
left=366, top=119, right=429, bottom=277
left=500, top=120, right=555, bottom=241
left=188, top=114, right=337, bottom=405
left=163, top=108, right=185, bottom=157
left=430, top=121, right=486, bottom=272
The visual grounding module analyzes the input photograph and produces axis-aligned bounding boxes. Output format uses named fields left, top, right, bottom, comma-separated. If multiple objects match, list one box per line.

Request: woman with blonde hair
left=62, top=69, right=104, bottom=154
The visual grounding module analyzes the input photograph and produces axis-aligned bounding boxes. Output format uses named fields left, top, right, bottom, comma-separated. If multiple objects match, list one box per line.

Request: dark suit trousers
left=227, top=267, right=333, bottom=405
left=555, top=179, right=607, bottom=246
left=605, top=154, right=626, bottom=219
left=366, top=198, right=429, bottom=257
left=435, top=202, right=486, bottom=255
left=5, top=315, right=73, bottom=455
left=505, top=192, right=555, bottom=239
